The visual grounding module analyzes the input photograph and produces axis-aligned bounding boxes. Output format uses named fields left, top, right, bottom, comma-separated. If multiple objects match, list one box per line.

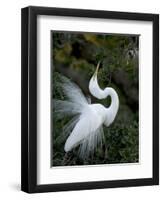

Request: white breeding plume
left=54, top=62, right=119, bottom=158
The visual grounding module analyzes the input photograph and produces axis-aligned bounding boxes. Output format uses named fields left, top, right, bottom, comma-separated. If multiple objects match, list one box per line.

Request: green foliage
left=52, top=31, right=139, bottom=166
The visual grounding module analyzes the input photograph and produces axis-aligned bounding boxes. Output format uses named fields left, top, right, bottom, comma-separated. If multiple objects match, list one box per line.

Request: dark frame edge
left=152, top=14, right=159, bottom=185
left=25, top=5, right=158, bottom=21
left=29, top=178, right=155, bottom=193
left=21, top=7, right=37, bottom=193
left=21, top=7, right=30, bottom=193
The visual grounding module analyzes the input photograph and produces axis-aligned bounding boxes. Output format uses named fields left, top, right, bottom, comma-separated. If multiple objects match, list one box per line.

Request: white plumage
left=54, top=62, right=119, bottom=158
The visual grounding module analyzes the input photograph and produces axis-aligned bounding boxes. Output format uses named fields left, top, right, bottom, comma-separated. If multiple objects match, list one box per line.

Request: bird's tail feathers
left=78, top=126, right=105, bottom=159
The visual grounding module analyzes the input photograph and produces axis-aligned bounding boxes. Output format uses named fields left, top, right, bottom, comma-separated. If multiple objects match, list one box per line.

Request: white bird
left=54, top=62, right=119, bottom=158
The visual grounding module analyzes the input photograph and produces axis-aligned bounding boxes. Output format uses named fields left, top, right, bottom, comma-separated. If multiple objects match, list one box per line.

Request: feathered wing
left=54, top=74, right=104, bottom=158
left=64, top=106, right=105, bottom=158
left=54, top=99, right=82, bottom=119
left=58, top=75, right=89, bottom=105
left=54, top=75, right=90, bottom=118
left=54, top=75, right=90, bottom=149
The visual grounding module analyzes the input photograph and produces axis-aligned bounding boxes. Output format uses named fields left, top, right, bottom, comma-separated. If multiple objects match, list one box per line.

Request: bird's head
left=89, top=61, right=106, bottom=99
left=92, top=61, right=101, bottom=80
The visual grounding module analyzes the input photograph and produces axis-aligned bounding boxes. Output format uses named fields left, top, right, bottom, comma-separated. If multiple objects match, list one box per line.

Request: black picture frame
left=21, top=6, right=159, bottom=193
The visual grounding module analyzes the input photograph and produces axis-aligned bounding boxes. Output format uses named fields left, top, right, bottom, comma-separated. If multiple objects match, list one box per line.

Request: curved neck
left=104, top=88, right=119, bottom=108
left=103, top=87, right=119, bottom=126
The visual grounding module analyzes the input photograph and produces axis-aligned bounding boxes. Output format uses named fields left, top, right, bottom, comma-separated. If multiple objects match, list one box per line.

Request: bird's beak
left=93, top=61, right=100, bottom=80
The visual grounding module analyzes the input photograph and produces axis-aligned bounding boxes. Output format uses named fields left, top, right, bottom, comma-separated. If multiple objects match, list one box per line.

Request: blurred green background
left=52, top=31, right=139, bottom=166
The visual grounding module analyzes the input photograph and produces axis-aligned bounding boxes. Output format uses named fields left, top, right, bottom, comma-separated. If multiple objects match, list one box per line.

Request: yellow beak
left=93, top=61, right=101, bottom=79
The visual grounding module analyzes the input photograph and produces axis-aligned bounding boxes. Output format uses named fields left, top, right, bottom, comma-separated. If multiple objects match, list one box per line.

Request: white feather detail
left=54, top=74, right=105, bottom=158
left=54, top=99, right=82, bottom=119
left=78, top=126, right=104, bottom=159
left=64, top=105, right=105, bottom=155
left=58, top=75, right=89, bottom=106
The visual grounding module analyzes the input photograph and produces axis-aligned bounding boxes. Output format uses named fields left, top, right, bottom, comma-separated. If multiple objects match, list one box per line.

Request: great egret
left=54, top=62, right=119, bottom=158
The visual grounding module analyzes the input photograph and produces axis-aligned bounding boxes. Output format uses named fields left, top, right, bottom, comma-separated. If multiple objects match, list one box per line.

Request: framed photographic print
left=21, top=6, right=159, bottom=193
